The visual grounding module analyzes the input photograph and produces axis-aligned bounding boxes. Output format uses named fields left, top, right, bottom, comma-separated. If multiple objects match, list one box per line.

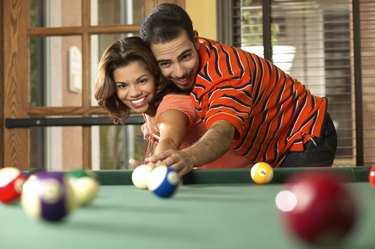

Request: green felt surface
left=1, top=177, right=375, bottom=249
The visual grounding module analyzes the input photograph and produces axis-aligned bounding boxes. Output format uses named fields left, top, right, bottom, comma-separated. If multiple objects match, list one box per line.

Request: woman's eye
left=117, top=82, right=126, bottom=88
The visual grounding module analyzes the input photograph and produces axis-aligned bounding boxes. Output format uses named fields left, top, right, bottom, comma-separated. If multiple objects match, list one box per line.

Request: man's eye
left=159, top=62, right=170, bottom=68
left=182, top=54, right=191, bottom=60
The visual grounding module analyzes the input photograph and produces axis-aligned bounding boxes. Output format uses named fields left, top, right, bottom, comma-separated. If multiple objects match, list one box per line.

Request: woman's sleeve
left=155, top=94, right=199, bottom=127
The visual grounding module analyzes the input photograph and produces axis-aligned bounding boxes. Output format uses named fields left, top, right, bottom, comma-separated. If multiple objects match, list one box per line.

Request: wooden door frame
left=3, top=0, right=29, bottom=169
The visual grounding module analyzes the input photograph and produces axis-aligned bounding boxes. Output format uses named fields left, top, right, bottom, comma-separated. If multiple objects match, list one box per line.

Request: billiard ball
left=250, top=162, right=274, bottom=184
left=67, top=169, right=99, bottom=207
left=368, top=165, right=375, bottom=188
left=21, top=172, right=76, bottom=222
left=0, top=167, right=26, bottom=204
left=275, top=172, right=357, bottom=247
left=132, top=164, right=153, bottom=189
left=147, top=166, right=180, bottom=198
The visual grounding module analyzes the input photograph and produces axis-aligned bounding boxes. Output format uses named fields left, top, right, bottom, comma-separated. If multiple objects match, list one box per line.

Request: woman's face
left=114, top=61, right=156, bottom=115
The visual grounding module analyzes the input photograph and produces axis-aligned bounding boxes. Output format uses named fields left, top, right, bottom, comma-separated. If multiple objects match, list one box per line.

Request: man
left=140, top=3, right=337, bottom=176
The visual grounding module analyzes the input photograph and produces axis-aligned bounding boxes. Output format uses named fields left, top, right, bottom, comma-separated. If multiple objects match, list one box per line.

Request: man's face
left=150, top=30, right=200, bottom=91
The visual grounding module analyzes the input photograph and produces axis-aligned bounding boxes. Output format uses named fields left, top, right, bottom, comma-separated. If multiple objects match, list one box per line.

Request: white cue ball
left=131, top=164, right=153, bottom=189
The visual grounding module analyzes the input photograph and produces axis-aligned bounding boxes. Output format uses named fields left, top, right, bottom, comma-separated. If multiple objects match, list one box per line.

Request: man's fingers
left=146, top=150, right=177, bottom=164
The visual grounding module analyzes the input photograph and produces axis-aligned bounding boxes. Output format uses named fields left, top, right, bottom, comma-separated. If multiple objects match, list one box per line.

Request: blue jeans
left=280, top=113, right=337, bottom=167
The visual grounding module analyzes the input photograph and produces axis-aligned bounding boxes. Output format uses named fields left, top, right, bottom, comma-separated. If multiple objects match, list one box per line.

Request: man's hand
left=145, top=120, right=236, bottom=176
left=145, top=149, right=195, bottom=176
left=129, top=159, right=157, bottom=170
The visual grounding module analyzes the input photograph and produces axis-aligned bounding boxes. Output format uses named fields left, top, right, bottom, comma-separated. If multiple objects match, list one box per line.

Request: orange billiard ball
left=369, top=165, right=375, bottom=188
left=250, top=162, right=274, bottom=184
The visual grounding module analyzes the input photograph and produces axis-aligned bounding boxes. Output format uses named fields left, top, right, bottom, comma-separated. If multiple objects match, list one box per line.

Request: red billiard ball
left=0, top=167, right=26, bottom=204
left=368, top=165, right=375, bottom=188
left=275, top=172, right=357, bottom=247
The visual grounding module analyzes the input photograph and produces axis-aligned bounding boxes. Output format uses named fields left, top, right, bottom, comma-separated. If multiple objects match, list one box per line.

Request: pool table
left=1, top=166, right=374, bottom=249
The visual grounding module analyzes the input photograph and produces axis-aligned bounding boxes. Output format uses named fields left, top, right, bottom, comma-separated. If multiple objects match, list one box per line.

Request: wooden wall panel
left=3, top=0, right=30, bottom=169
left=144, top=0, right=185, bottom=16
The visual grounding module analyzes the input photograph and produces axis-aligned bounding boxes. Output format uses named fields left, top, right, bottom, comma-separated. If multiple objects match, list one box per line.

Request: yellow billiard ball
left=251, top=162, right=274, bottom=184
left=68, top=170, right=99, bottom=207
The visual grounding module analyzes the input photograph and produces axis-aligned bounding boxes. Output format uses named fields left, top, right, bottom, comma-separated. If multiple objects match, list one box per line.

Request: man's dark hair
left=140, top=3, right=195, bottom=46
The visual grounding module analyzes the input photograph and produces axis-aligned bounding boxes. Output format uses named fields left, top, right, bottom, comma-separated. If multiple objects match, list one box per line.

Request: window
left=4, top=0, right=186, bottom=170
left=218, top=0, right=375, bottom=166
left=28, top=0, right=146, bottom=170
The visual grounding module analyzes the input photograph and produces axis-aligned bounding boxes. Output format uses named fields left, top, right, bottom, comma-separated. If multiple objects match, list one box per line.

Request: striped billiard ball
left=0, top=167, right=26, bottom=204
left=21, top=172, right=76, bottom=222
left=147, top=166, right=180, bottom=198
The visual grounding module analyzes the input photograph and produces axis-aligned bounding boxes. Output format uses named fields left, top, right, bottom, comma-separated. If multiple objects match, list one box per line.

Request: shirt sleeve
left=155, top=94, right=200, bottom=128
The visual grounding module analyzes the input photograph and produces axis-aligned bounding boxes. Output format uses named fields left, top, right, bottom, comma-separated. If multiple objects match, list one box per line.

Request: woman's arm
left=146, top=120, right=235, bottom=176
left=154, top=109, right=189, bottom=154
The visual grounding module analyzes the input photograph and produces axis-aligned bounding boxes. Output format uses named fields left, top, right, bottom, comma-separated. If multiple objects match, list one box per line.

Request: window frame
left=2, top=0, right=185, bottom=169
left=217, top=0, right=369, bottom=166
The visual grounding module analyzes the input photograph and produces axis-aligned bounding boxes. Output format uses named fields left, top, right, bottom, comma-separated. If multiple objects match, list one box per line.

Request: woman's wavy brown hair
left=94, top=36, right=183, bottom=124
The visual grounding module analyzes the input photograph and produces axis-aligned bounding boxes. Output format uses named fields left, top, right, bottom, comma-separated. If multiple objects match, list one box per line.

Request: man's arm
left=146, top=120, right=235, bottom=176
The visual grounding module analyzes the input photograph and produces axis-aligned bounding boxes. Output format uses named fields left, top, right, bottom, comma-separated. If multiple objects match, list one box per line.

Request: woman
left=94, top=36, right=249, bottom=173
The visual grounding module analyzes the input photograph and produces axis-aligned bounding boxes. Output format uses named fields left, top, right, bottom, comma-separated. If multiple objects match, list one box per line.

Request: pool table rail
left=94, top=166, right=371, bottom=185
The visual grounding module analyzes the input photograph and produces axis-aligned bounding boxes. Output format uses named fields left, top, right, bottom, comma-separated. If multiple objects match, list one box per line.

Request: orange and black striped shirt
left=191, top=38, right=327, bottom=167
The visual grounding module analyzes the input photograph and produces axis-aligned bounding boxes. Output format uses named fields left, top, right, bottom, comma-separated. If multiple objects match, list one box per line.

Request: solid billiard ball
left=250, top=162, right=274, bottom=184
left=21, top=172, right=76, bottom=222
left=132, top=164, right=153, bottom=189
left=275, top=172, right=357, bottom=247
left=368, top=165, right=375, bottom=188
left=67, top=169, right=99, bottom=207
left=0, top=167, right=26, bottom=204
left=147, top=166, right=180, bottom=198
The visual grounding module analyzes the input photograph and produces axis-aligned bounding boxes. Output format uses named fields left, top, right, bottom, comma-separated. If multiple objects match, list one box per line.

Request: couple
left=95, top=3, right=337, bottom=176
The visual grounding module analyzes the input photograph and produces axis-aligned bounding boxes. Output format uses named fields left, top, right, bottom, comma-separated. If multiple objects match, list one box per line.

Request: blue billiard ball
left=147, top=166, right=180, bottom=198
